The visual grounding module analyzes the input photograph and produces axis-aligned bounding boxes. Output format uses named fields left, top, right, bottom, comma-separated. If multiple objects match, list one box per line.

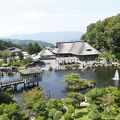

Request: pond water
left=40, top=66, right=119, bottom=99
left=0, top=66, right=119, bottom=108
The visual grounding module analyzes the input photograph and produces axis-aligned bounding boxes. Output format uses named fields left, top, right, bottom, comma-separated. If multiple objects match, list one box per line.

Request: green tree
left=53, top=110, right=63, bottom=120
left=62, top=73, right=88, bottom=90
left=34, top=43, right=42, bottom=54
left=0, top=92, right=13, bottom=104
left=48, top=109, right=57, bottom=118
left=64, top=112, right=73, bottom=120
left=21, top=87, right=46, bottom=113
left=86, top=88, right=107, bottom=105
left=27, top=43, right=34, bottom=55
left=27, top=43, right=42, bottom=55
left=88, top=110, right=101, bottom=120
left=67, top=105, right=74, bottom=115
left=81, top=13, right=120, bottom=58
left=66, top=92, right=85, bottom=107
left=101, top=93, right=114, bottom=115
left=18, top=52, right=23, bottom=61
left=33, top=101, right=47, bottom=118
left=0, top=103, right=23, bottom=120
left=46, top=99, right=64, bottom=112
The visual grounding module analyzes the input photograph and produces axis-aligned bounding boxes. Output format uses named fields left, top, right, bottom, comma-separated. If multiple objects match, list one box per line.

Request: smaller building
left=19, top=67, right=42, bottom=83
left=22, top=51, right=30, bottom=59
left=38, top=49, right=55, bottom=59
left=4, top=47, right=21, bottom=54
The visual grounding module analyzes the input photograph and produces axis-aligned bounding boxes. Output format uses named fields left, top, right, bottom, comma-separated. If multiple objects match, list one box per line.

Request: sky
left=0, top=0, right=120, bottom=36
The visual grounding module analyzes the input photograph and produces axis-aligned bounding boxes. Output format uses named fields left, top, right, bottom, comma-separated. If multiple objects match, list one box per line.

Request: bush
left=49, top=66, right=53, bottom=71
left=64, top=112, right=73, bottom=120
left=116, top=115, right=120, bottom=120
left=22, top=114, right=29, bottom=120
left=47, top=118, right=53, bottom=120
left=68, top=105, right=74, bottom=114
left=6, top=87, right=13, bottom=92
left=36, top=116, right=44, bottom=120
left=90, top=80, right=95, bottom=85
left=75, top=64, right=79, bottom=69
left=88, top=110, right=101, bottom=120
left=87, top=104, right=98, bottom=112
left=93, top=61, right=99, bottom=65
left=53, top=110, right=63, bottom=120
left=0, top=92, right=13, bottom=104
left=48, top=108, right=57, bottom=118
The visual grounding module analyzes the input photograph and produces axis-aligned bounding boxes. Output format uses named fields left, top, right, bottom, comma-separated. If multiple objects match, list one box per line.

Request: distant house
left=52, top=41, right=101, bottom=60
left=22, top=51, right=30, bottom=59
left=4, top=47, right=22, bottom=54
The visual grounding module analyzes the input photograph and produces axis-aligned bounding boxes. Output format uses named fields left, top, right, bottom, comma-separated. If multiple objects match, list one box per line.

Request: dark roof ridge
left=56, top=40, right=84, bottom=44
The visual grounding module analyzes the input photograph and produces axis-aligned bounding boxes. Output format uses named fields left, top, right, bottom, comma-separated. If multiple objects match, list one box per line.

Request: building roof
left=52, top=41, right=101, bottom=56
left=4, top=47, right=21, bottom=53
left=32, top=55, right=41, bottom=61
left=19, top=67, right=42, bottom=75
left=38, top=49, right=54, bottom=57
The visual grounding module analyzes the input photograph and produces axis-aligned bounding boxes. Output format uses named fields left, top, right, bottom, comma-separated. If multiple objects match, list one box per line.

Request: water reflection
left=0, top=66, right=119, bottom=99
left=114, top=80, right=119, bottom=88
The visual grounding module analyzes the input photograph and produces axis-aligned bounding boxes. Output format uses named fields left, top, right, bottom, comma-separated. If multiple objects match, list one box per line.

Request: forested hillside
left=0, top=40, right=22, bottom=50
left=81, top=13, right=120, bottom=58
left=2, top=39, right=54, bottom=48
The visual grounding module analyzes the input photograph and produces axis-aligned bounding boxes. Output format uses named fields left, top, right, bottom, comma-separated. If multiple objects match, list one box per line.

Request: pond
left=0, top=66, right=119, bottom=108
left=40, top=66, right=119, bottom=99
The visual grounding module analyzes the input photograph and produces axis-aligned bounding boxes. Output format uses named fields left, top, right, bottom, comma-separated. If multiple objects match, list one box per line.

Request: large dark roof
left=53, top=41, right=101, bottom=55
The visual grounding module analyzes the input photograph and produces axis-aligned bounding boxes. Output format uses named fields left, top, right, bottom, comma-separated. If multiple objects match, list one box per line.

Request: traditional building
left=52, top=41, right=101, bottom=60
left=4, top=47, right=21, bottom=54
left=38, top=49, right=55, bottom=59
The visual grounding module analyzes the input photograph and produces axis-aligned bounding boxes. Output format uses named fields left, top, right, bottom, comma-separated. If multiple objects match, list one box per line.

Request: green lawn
left=60, top=107, right=91, bottom=120
left=0, top=59, right=3, bottom=62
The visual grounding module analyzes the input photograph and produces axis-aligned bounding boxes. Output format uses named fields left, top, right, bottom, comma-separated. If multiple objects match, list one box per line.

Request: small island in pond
left=62, top=73, right=95, bottom=90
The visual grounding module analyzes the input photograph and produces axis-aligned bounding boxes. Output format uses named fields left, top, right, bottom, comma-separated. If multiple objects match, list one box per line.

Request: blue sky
left=0, top=0, right=120, bottom=36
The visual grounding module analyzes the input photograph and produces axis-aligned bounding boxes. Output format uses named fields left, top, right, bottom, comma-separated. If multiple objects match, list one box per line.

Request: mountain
left=1, top=39, right=54, bottom=48
left=0, top=40, right=22, bottom=50
left=3, top=31, right=83, bottom=43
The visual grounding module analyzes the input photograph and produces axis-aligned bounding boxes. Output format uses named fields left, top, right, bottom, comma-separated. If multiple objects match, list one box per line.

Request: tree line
left=0, top=40, right=43, bottom=55
left=26, top=43, right=43, bottom=54
left=81, top=13, right=120, bottom=58
left=0, top=40, right=22, bottom=50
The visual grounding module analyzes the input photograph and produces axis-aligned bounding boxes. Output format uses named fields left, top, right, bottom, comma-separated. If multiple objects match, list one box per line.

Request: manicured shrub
left=22, top=114, right=29, bottom=120
left=47, top=118, right=53, bottom=120
left=6, top=87, right=13, bottom=92
left=115, top=115, right=120, bottom=120
left=49, top=66, right=53, bottom=71
left=48, top=108, right=57, bottom=118
left=68, top=105, right=74, bottom=114
left=87, top=104, right=98, bottom=111
left=53, top=110, right=63, bottom=120
left=36, top=116, right=44, bottom=120
left=88, top=110, right=101, bottom=120
left=75, top=64, right=79, bottom=69
left=64, top=112, right=73, bottom=120
left=90, top=80, right=95, bottom=85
